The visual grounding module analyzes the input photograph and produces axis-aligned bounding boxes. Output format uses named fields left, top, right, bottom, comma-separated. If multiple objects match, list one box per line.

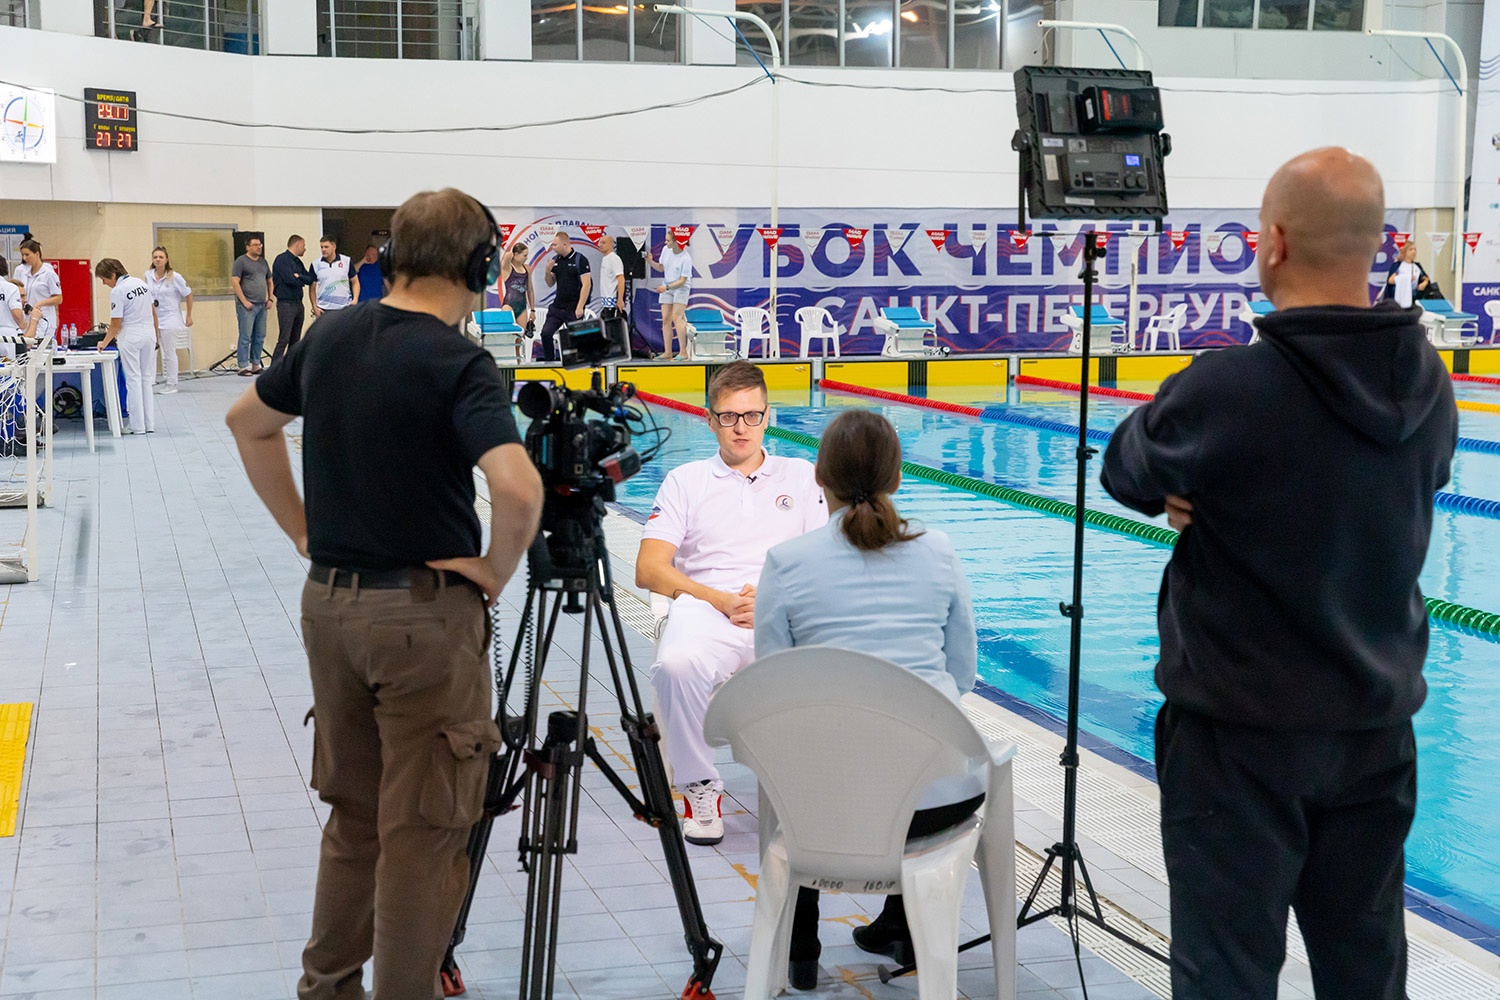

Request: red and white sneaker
left=681, top=780, right=724, bottom=846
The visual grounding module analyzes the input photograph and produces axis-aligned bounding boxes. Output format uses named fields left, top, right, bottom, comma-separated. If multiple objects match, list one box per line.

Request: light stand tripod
left=440, top=489, right=723, bottom=1000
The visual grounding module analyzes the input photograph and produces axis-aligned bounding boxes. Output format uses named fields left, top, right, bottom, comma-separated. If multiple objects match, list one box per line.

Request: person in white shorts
left=635, top=360, right=827, bottom=845
left=311, top=236, right=353, bottom=318
left=145, top=246, right=193, bottom=393
left=96, top=258, right=158, bottom=435
left=644, top=232, right=692, bottom=359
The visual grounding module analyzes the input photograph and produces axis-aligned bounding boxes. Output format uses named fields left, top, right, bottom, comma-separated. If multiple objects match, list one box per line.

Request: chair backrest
left=1484, top=300, right=1500, bottom=320
left=1163, top=303, right=1189, bottom=330
left=703, top=647, right=988, bottom=882
left=794, top=306, right=832, bottom=331
left=882, top=306, right=924, bottom=323
left=735, top=306, right=771, bottom=334
left=1069, top=304, right=1117, bottom=323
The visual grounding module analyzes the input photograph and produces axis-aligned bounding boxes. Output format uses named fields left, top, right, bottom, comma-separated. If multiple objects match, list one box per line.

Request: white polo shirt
left=145, top=269, right=192, bottom=328
left=20, top=261, right=61, bottom=336
left=0, top=278, right=21, bottom=331
left=313, top=254, right=352, bottom=310
left=110, top=275, right=156, bottom=329
left=643, top=450, right=826, bottom=593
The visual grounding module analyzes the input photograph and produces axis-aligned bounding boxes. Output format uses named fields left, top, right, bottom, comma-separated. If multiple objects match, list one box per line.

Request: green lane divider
left=764, top=424, right=1500, bottom=641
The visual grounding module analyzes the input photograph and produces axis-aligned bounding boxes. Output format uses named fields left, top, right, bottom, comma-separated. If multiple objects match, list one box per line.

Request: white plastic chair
left=734, top=307, right=780, bottom=359
left=793, top=306, right=842, bottom=359
left=1485, top=301, right=1500, bottom=345
left=1142, top=303, right=1188, bottom=351
left=704, top=647, right=1017, bottom=1000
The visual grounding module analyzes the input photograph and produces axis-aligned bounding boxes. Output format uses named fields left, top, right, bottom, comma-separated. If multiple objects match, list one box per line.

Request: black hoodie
left=1101, top=303, right=1457, bottom=730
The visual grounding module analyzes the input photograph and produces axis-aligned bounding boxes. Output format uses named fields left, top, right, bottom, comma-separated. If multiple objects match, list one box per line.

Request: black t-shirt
left=550, top=250, right=591, bottom=311
left=256, top=302, right=522, bottom=571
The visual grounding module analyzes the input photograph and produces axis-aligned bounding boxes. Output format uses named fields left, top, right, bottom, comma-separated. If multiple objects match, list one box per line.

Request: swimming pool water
left=605, top=383, right=1500, bottom=936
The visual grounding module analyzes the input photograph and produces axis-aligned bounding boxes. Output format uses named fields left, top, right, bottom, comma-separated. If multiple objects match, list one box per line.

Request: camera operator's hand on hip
left=1165, top=495, right=1194, bottom=532
left=427, top=556, right=501, bottom=607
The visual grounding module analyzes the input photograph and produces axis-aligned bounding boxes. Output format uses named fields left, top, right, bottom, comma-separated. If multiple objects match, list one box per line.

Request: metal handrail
left=101, top=0, right=261, bottom=53
left=322, top=0, right=464, bottom=60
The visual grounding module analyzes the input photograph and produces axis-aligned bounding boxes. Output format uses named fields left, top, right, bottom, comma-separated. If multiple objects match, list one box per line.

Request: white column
left=684, top=0, right=734, bottom=66
left=480, top=0, right=531, bottom=60
left=262, top=0, right=318, bottom=56
left=36, top=0, right=93, bottom=35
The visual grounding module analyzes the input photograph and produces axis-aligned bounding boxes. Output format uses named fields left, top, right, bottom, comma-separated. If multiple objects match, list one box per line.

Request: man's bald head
left=1259, top=148, right=1385, bottom=308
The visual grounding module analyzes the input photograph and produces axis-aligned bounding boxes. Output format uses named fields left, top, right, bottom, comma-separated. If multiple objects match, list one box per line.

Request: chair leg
left=900, top=845, right=974, bottom=1000
left=976, top=765, right=1018, bottom=1000
left=744, top=847, right=794, bottom=1000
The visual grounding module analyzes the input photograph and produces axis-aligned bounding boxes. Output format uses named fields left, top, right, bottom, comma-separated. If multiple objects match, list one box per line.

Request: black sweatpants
left=539, top=304, right=575, bottom=363
left=791, top=793, right=985, bottom=960
left=272, top=299, right=305, bottom=366
left=1155, top=703, right=1416, bottom=1000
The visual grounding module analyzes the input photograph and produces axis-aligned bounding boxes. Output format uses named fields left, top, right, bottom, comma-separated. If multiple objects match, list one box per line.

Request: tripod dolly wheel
left=680, top=974, right=715, bottom=1000
left=440, top=962, right=466, bottom=997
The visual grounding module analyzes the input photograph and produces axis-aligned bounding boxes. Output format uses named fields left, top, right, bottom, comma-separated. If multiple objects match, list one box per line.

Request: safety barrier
left=633, top=391, right=1500, bottom=641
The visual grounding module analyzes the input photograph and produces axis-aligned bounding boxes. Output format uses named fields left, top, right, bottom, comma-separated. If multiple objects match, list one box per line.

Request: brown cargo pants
left=296, top=572, right=501, bottom=1000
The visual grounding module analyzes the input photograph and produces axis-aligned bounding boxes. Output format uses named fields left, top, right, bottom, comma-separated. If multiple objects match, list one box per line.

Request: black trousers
left=791, top=793, right=985, bottom=961
left=272, top=299, right=305, bottom=365
left=1156, top=703, right=1416, bottom=1000
left=539, top=304, right=574, bottom=363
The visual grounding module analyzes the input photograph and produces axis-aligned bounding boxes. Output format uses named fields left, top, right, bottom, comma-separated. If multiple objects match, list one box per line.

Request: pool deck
left=0, top=374, right=1498, bottom=999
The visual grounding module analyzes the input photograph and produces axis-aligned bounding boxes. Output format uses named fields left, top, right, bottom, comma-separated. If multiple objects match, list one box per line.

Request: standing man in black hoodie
left=1102, top=147, right=1457, bottom=1000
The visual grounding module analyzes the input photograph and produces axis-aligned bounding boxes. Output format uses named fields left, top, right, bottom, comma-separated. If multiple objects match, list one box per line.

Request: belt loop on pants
left=350, top=571, right=361, bottom=601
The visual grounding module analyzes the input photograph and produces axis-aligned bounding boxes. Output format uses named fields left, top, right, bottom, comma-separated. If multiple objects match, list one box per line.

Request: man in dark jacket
left=1101, top=147, right=1457, bottom=999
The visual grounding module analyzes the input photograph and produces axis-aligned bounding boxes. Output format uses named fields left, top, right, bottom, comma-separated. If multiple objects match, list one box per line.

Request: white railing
left=320, top=0, right=466, bottom=60
left=0, top=341, right=50, bottom=585
left=102, top=0, right=262, bottom=53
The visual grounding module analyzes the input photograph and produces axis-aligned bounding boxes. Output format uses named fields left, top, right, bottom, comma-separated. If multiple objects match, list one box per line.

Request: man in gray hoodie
left=1102, top=147, right=1457, bottom=999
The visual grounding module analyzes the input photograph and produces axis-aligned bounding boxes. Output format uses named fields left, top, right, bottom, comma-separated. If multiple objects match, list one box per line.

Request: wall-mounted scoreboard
left=85, top=88, right=138, bottom=152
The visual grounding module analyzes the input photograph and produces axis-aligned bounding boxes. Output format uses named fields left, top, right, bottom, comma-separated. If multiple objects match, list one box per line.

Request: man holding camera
left=636, top=361, right=826, bottom=845
left=539, top=230, right=592, bottom=364
left=226, top=188, right=543, bottom=1000
left=1101, top=148, right=1456, bottom=999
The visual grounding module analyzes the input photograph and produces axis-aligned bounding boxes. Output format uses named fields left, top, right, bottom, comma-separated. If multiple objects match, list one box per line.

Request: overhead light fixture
left=869, top=17, right=892, bottom=34
left=901, top=10, right=918, bottom=22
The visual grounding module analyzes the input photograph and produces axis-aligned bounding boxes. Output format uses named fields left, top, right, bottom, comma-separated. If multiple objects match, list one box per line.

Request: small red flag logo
left=1244, top=231, right=1260, bottom=253
left=844, top=228, right=869, bottom=248
left=498, top=224, right=515, bottom=245
left=672, top=225, right=696, bottom=244
left=1464, top=232, right=1482, bottom=252
left=925, top=229, right=948, bottom=252
left=1010, top=231, right=1031, bottom=251
left=1093, top=231, right=1112, bottom=249
left=1168, top=230, right=1188, bottom=251
left=1391, top=232, right=1410, bottom=250
left=579, top=224, right=608, bottom=244
left=757, top=227, right=783, bottom=248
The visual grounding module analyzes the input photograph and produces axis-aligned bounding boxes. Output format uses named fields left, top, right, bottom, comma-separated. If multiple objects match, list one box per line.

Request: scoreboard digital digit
left=84, top=88, right=138, bottom=152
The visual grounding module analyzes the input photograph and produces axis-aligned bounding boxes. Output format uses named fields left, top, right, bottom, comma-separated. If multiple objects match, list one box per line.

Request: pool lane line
left=1460, top=399, right=1500, bottom=415
left=1453, top=374, right=1500, bottom=388
left=0, top=702, right=34, bottom=838
left=820, top=380, right=1500, bottom=517
left=1014, top=375, right=1155, bottom=401
left=634, top=391, right=1500, bottom=643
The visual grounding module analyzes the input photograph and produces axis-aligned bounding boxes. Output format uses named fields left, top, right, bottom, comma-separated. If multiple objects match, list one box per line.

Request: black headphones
left=379, top=195, right=500, bottom=294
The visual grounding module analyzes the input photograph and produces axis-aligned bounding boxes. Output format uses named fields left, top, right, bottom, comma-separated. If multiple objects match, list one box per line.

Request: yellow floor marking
left=0, top=703, right=34, bottom=837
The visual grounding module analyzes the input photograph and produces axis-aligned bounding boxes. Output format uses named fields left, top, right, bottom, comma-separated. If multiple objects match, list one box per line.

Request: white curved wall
left=0, top=25, right=1460, bottom=211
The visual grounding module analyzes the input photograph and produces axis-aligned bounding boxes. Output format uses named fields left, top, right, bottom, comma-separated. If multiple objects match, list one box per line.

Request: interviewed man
left=1101, top=147, right=1457, bottom=999
left=226, top=188, right=543, bottom=1000
left=540, top=230, right=590, bottom=364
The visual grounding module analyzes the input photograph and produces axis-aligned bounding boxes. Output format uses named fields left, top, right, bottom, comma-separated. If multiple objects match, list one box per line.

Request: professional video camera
left=517, top=378, right=642, bottom=498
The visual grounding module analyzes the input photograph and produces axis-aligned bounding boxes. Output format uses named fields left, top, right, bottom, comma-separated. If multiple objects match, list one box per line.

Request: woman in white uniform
left=0, top=258, right=26, bottom=359
left=17, top=239, right=62, bottom=345
left=96, top=259, right=158, bottom=434
left=145, top=245, right=193, bottom=393
left=755, top=408, right=979, bottom=990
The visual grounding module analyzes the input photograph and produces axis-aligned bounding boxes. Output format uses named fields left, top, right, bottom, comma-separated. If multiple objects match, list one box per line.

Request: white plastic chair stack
left=1143, top=303, right=1188, bottom=351
left=703, top=647, right=1017, bottom=1000
left=734, top=307, right=780, bottom=359
left=793, top=307, right=842, bottom=359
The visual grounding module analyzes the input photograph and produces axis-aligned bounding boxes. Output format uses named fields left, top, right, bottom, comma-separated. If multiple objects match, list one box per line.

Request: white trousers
left=159, top=325, right=185, bottom=385
left=650, top=594, right=756, bottom=788
left=117, top=325, right=156, bottom=433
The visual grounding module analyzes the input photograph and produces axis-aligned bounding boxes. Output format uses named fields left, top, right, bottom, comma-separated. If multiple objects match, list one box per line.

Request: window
left=531, top=1, right=680, bottom=63
left=953, top=0, right=1000, bottom=69
left=154, top=225, right=236, bottom=299
left=1164, top=0, right=1363, bottom=30
left=533, top=0, right=577, bottom=60
left=582, top=3, right=629, bottom=61
left=734, top=2, right=785, bottom=69
left=633, top=2, right=680, bottom=63
left=316, top=0, right=462, bottom=59
left=899, top=0, right=950, bottom=69
left=845, top=0, right=895, bottom=67
left=787, top=1, right=838, bottom=66
left=1, top=0, right=29, bottom=28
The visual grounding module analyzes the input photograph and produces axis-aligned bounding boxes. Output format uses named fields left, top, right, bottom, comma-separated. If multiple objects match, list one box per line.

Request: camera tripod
left=441, top=491, right=723, bottom=1000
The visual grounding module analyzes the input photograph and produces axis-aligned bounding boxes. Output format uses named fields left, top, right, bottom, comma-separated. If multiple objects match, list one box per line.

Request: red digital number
left=94, top=129, right=109, bottom=147
left=118, top=133, right=133, bottom=149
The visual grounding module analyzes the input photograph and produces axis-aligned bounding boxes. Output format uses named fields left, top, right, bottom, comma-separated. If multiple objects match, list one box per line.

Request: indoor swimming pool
left=600, top=377, right=1500, bottom=943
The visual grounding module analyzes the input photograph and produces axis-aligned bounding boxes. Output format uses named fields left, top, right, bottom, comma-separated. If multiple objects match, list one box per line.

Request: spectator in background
left=0, top=259, right=24, bottom=359
left=351, top=245, right=386, bottom=304
left=232, top=237, right=273, bottom=375
left=312, top=236, right=353, bottom=319
left=16, top=239, right=62, bottom=346
left=499, top=242, right=533, bottom=326
left=597, top=235, right=625, bottom=313
left=272, top=236, right=317, bottom=368
left=645, top=231, right=692, bottom=360
left=1383, top=241, right=1430, bottom=308
left=540, top=231, right=590, bottom=364
left=145, top=246, right=193, bottom=394
left=95, top=258, right=158, bottom=434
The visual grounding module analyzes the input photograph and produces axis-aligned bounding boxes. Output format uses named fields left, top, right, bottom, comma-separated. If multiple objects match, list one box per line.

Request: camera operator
left=636, top=361, right=826, bottom=846
left=226, top=187, right=543, bottom=1000
left=540, top=231, right=591, bottom=364
left=1100, top=148, right=1457, bottom=999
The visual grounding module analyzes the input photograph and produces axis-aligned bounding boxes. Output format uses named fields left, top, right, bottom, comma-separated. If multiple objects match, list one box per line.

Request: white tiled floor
left=0, top=374, right=1494, bottom=1000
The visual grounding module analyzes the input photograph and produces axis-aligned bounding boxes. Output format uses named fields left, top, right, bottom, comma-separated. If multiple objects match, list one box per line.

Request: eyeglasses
left=710, top=409, right=766, bottom=428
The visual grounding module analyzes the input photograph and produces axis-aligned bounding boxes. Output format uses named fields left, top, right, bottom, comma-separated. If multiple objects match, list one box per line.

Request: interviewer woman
left=754, top=408, right=978, bottom=990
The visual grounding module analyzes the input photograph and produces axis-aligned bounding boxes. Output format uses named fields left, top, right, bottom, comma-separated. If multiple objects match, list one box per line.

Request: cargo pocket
left=419, top=719, right=502, bottom=828
left=304, top=706, right=326, bottom=793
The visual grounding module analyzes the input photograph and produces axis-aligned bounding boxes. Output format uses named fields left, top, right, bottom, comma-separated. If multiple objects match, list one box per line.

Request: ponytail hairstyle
left=18, top=238, right=41, bottom=258
left=94, top=258, right=129, bottom=280
left=152, top=245, right=173, bottom=274
left=815, top=409, right=923, bottom=552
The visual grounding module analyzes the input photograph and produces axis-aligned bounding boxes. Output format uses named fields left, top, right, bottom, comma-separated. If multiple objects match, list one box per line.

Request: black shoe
left=788, top=959, right=817, bottom=990
left=852, top=920, right=914, bottom=967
